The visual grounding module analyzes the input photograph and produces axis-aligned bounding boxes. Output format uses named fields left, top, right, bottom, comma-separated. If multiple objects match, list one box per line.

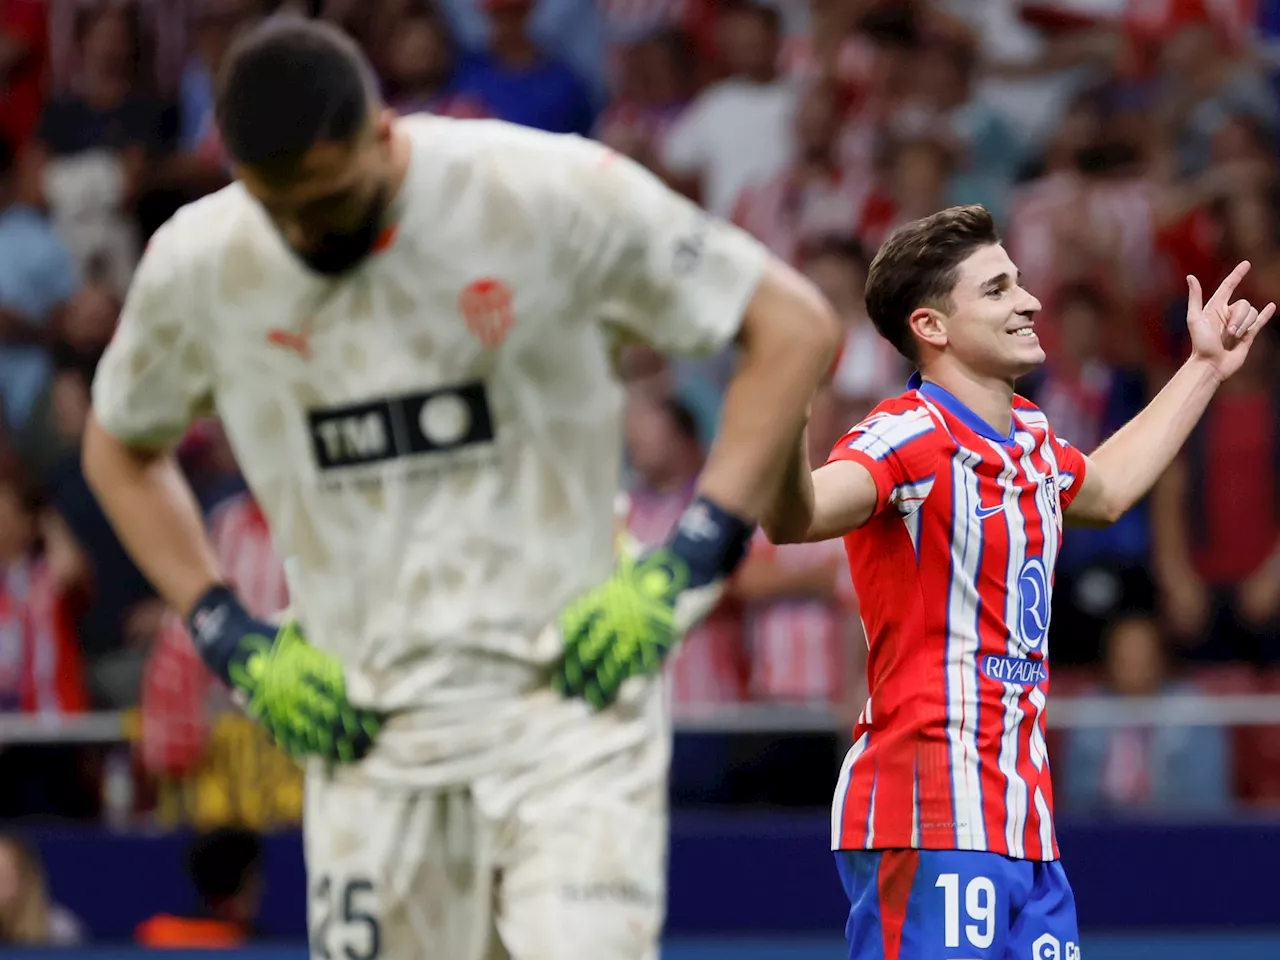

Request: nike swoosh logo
left=975, top=503, right=1005, bottom=519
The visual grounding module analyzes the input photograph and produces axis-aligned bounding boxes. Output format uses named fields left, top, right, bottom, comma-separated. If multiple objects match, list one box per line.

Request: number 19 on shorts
left=936, top=873, right=995, bottom=950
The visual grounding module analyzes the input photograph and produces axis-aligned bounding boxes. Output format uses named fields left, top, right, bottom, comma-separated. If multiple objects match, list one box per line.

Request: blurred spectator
left=1062, top=614, right=1234, bottom=814
left=0, top=471, right=88, bottom=716
left=891, top=35, right=1022, bottom=223
left=53, top=266, right=118, bottom=379
left=0, top=0, right=50, bottom=151
left=799, top=234, right=903, bottom=416
left=0, top=833, right=84, bottom=945
left=938, top=0, right=1119, bottom=153
left=0, top=136, right=78, bottom=435
left=594, top=27, right=696, bottom=171
left=135, top=828, right=263, bottom=947
left=861, top=135, right=962, bottom=250
left=44, top=450, right=158, bottom=710
left=729, top=377, right=866, bottom=712
left=22, top=364, right=92, bottom=483
left=731, top=79, right=874, bottom=265
left=661, top=0, right=795, bottom=217
left=386, top=9, right=493, bottom=119
left=451, top=0, right=594, bottom=135
left=157, top=0, right=264, bottom=198
left=1159, top=20, right=1277, bottom=178
left=734, top=513, right=858, bottom=707
left=1151, top=112, right=1276, bottom=366
left=624, top=390, right=746, bottom=705
left=1152, top=323, right=1280, bottom=663
left=434, top=0, right=608, bottom=104
left=25, top=5, right=176, bottom=292
left=1025, top=284, right=1153, bottom=665
left=0, top=475, right=91, bottom=821
left=1005, top=90, right=1159, bottom=348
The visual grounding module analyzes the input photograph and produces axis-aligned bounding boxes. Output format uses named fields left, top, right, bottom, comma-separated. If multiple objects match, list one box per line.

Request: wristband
left=187, top=584, right=262, bottom=685
left=665, top=495, right=754, bottom=589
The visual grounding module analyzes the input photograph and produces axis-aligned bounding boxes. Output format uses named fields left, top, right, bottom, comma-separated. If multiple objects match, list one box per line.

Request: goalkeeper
left=82, top=15, right=838, bottom=960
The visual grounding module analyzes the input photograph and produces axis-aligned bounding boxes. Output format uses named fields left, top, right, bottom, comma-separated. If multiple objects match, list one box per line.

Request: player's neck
left=919, top=364, right=1016, bottom=437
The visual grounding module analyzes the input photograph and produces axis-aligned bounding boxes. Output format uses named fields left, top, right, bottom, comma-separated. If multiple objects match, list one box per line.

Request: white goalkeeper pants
left=303, top=741, right=667, bottom=960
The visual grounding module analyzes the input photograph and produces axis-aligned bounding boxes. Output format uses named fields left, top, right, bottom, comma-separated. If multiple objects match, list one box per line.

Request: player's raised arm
left=1066, top=261, right=1276, bottom=526
left=762, top=393, right=943, bottom=544
left=760, top=426, right=880, bottom=544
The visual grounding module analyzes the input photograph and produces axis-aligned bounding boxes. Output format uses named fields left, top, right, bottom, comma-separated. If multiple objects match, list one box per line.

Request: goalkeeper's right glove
left=187, top=585, right=383, bottom=763
left=550, top=495, right=754, bottom=709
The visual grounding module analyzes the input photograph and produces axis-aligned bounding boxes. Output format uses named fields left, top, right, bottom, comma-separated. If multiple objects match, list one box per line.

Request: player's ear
left=909, top=307, right=947, bottom=351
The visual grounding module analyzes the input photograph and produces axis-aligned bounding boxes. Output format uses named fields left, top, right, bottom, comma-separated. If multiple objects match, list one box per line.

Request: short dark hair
left=216, top=14, right=379, bottom=173
left=187, top=828, right=262, bottom=908
left=864, top=205, right=1000, bottom=362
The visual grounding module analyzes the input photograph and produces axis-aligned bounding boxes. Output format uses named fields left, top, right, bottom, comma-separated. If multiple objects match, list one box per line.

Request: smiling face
left=911, top=243, right=1044, bottom=382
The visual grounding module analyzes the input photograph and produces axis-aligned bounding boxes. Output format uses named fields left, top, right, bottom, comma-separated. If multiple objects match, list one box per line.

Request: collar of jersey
left=907, top=371, right=1017, bottom=445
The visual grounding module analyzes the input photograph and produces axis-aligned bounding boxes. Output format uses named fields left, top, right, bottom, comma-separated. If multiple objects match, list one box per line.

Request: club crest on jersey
left=459, top=277, right=514, bottom=348
left=1043, top=474, right=1060, bottom=519
left=1017, top=556, right=1051, bottom=651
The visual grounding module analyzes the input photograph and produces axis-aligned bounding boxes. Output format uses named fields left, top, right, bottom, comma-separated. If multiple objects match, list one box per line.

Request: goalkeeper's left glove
left=551, top=495, right=753, bottom=709
left=187, top=586, right=383, bottom=763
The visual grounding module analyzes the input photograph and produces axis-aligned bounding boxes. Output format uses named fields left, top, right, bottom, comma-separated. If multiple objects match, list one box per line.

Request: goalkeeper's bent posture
left=82, top=15, right=838, bottom=960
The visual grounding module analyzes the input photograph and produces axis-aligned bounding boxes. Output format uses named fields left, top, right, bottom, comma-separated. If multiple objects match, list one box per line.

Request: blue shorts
left=834, top=849, right=1079, bottom=960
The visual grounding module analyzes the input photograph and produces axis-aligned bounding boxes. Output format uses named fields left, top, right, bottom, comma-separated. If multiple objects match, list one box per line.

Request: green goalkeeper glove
left=188, top=586, right=383, bottom=763
left=551, top=495, right=753, bottom=709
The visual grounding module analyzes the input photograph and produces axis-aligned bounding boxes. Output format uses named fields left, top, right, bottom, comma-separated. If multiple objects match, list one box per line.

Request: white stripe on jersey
left=890, top=476, right=935, bottom=516
left=891, top=476, right=934, bottom=556
left=910, top=768, right=921, bottom=848
left=1031, top=430, right=1063, bottom=857
left=831, top=731, right=868, bottom=849
left=865, top=770, right=877, bottom=848
left=946, top=446, right=987, bottom=851
left=846, top=408, right=935, bottom=462
left=991, top=435, right=1032, bottom=859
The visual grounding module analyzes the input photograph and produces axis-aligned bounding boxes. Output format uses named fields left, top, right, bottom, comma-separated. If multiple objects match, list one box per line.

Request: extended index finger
left=1207, top=260, right=1252, bottom=309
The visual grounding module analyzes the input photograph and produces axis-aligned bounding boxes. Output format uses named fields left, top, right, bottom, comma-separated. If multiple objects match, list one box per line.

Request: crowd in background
left=1, top=0, right=1280, bottom=848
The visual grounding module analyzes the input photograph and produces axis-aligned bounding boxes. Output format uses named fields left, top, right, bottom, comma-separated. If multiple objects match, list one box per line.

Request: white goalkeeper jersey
left=92, top=115, right=767, bottom=787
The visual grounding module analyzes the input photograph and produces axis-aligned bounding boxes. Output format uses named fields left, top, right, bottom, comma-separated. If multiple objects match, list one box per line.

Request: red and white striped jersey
left=827, top=374, right=1089, bottom=861
left=731, top=165, right=874, bottom=266
left=1004, top=172, right=1160, bottom=303
left=0, top=556, right=88, bottom=716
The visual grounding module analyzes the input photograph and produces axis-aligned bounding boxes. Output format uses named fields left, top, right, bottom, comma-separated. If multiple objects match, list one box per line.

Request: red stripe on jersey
left=877, top=849, right=919, bottom=960
left=826, top=389, right=1087, bottom=861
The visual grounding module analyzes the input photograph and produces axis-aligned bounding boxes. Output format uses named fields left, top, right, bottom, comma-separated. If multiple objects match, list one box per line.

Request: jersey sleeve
left=1050, top=431, right=1089, bottom=512
left=538, top=134, right=768, bottom=357
left=91, top=215, right=215, bottom=449
left=826, top=400, right=942, bottom=518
